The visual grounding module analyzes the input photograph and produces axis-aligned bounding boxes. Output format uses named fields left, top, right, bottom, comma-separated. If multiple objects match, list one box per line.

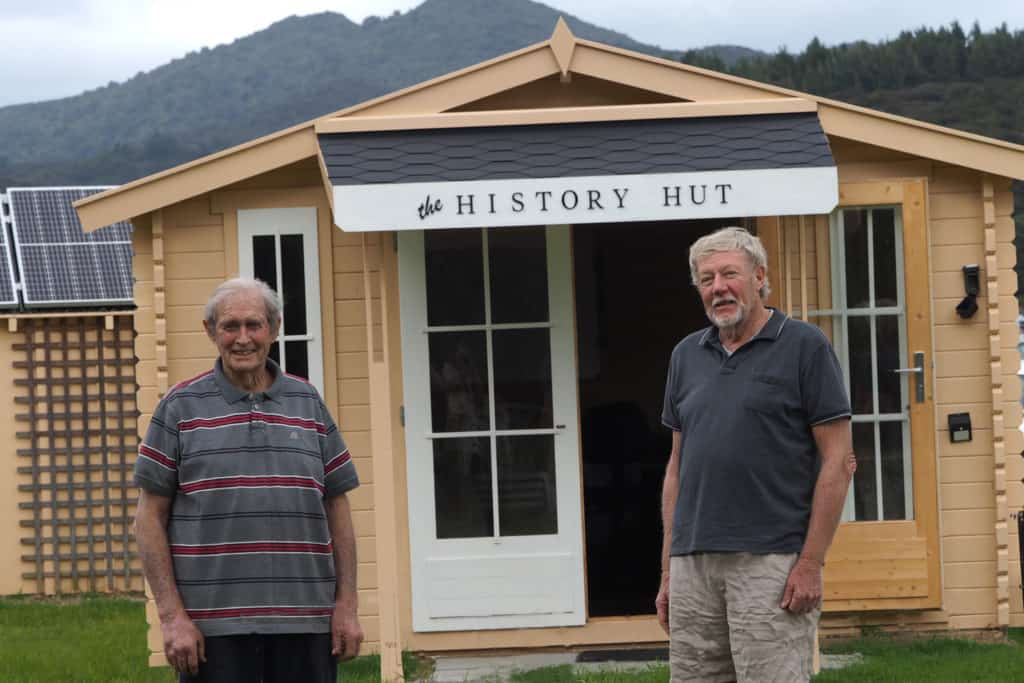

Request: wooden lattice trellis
left=15, top=315, right=143, bottom=594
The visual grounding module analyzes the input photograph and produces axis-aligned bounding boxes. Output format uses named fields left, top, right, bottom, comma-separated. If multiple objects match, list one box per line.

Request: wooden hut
left=75, top=20, right=1024, bottom=675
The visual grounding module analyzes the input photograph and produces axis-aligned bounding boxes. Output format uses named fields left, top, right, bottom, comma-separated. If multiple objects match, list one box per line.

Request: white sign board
left=333, top=166, right=839, bottom=232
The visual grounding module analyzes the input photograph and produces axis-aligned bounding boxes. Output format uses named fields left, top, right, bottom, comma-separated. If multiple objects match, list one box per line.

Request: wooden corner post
left=361, top=232, right=405, bottom=682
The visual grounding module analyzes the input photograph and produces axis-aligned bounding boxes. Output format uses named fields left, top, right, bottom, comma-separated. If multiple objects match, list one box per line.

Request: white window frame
left=808, top=206, right=913, bottom=522
left=237, top=207, right=325, bottom=395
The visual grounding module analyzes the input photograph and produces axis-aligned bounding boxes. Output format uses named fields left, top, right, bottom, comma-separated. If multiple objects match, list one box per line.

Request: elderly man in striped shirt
left=134, top=278, right=362, bottom=682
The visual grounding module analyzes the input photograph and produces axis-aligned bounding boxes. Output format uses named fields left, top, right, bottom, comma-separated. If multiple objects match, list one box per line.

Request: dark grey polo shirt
left=661, top=309, right=850, bottom=556
left=135, top=359, right=359, bottom=636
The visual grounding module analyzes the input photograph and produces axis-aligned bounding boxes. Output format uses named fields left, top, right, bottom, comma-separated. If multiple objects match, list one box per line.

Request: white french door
left=238, top=207, right=324, bottom=394
left=399, top=225, right=586, bottom=632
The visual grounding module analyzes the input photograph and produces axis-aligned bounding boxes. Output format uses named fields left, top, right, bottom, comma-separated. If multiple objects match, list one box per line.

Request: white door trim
left=398, top=225, right=586, bottom=632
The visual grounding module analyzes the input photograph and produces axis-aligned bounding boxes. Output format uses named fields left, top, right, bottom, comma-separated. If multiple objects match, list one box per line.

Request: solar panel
left=8, top=187, right=133, bottom=307
left=0, top=205, right=18, bottom=308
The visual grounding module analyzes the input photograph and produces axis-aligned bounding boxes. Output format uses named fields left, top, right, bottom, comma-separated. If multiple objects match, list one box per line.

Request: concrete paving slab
left=426, top=650, right=861, bottom=681
left=431, top=652, right=576, bottom=682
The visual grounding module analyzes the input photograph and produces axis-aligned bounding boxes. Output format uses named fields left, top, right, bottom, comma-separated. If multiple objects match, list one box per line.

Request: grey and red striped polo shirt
left=134, top=359, right=359, bottom=636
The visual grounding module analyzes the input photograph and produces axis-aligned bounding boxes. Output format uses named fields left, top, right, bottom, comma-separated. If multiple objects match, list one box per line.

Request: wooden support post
left=152, top=209, right=168, bottom=398
left=813, top=215, right=833, bottom=341
left=362, top=233, right=404, bottom=682
left=982, top=175, right=1010, bottom=628
left=782, top=217, right=793, bottom=316
left=798, top=216, right=808, bottom=320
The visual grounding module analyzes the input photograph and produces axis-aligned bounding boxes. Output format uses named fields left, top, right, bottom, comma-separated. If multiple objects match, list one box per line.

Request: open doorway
left=573, top=219, right=735, bottom=617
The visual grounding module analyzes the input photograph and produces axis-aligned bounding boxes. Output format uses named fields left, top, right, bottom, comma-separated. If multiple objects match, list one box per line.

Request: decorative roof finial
left=550, top=17, right=576, bottom=77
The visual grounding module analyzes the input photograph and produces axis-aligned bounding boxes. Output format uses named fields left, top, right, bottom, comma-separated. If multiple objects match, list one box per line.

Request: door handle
left=891, top=351, right=925, bottom=403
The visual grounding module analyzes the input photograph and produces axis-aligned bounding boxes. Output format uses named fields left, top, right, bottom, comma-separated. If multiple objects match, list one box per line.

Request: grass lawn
left=3, top=594, right=1024, bottom=682
left=0, top=594, right=172, bottom=683
left=0, top=594, right=423, bottom=683
left=812, top=629, right=1024, bottom=682
left=506, top=632, right=1024, bottom=683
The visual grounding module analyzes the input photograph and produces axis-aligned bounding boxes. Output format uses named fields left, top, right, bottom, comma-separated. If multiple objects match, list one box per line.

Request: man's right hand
left=655, top=577, right=670, bottom=634
left=162, top=612, right=206, bottom=676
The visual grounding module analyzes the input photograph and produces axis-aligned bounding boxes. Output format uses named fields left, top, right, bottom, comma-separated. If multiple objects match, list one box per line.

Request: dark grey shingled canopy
left=318, top=113, right=835, bottom=186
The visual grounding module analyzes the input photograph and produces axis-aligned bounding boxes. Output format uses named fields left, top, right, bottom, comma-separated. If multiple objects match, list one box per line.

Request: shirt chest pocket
left=742, top=372, right=800, bottom=416
left=287, top=427, right=323, bottom=458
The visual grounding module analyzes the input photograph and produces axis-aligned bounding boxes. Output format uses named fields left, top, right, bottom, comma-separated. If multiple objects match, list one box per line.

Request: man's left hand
left=331, top=601, right=365, bottom=661
left=780, top=557, right=823, bottom=614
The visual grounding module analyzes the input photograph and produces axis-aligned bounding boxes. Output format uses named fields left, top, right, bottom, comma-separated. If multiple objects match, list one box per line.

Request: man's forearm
left=661, top=469, right=678, bottom=576
left=660, top=435, right=681, bottom=579
left=327, top=494, right=359, bottom=609
left=135, top=497, right=187, bottom=621
left=801, top=423, right=856, bottom=565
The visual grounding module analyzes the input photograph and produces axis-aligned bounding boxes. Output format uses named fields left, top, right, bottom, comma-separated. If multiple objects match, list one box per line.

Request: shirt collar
left=213, top=357, right=284, bottom=403
left=699, top=307, right=787, bottom=348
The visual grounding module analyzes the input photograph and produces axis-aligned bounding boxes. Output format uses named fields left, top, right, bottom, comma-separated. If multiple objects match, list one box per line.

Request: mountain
left=0, top=0, right=724, bottom=188
left=0, top=2, right=1020, bottom=191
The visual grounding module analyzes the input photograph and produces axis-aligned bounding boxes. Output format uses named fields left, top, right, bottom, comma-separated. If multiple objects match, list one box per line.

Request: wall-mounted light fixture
left=947, top=412, right=972, bottom=442
left=956, top=264, right=980, bottom=319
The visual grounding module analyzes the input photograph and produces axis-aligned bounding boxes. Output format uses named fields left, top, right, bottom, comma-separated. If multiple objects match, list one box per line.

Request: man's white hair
left=688, top=226, right=772, bottom=300
left=203, top=277, right=282, bottom=336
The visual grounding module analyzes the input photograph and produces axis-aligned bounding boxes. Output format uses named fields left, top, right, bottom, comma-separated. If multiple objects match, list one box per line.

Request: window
left=422, top=227, right=558, bottom=539
left=811, top=207, right=912, bottom=521
left=238, top=207, right=324, bottom=393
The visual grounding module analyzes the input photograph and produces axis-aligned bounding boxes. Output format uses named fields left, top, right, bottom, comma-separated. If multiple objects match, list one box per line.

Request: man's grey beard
left=709, top=296, right=746, bottom=329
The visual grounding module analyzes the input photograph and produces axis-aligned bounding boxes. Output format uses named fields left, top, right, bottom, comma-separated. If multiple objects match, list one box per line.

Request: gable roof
left=76, top=18, right=1024, bottom=231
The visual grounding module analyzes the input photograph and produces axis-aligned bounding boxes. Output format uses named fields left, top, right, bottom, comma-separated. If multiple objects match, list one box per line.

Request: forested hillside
left=0, top=0, right=693, bottom=188
left=682, top=22, right=1024, bottom=145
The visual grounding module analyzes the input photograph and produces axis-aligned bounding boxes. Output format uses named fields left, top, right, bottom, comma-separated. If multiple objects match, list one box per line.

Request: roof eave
left=573, top=38, right=1024, bottom=178
left=75, top=126, right=320, bottom=231
left=77, top=24, right=1024, bottom=231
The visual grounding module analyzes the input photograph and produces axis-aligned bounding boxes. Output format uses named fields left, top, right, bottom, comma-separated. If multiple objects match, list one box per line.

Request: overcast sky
left=1, top=0, right=1022, bottom=107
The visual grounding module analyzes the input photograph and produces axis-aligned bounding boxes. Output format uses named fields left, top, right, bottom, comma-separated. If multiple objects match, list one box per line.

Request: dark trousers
left=179, top=633, right=337, bottom=683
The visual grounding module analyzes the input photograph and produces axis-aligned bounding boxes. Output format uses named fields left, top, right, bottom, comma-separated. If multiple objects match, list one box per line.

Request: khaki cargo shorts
left=669, top=553, right=818, bottom=683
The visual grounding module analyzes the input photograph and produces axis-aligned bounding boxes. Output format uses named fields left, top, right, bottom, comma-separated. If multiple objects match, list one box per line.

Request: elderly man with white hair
left=134, top=277, right=362, bottom=682
left=656, top=227, right=856, bottom=682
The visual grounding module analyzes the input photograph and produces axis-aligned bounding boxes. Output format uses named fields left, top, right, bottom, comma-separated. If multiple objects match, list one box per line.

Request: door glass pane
left=843, top=209, right=869, bottom=308
left=429, top=331, right=489, bottom=432
left=834, top=206, right=911, bottom=525
left=852, top=422, right=878, bottom=521
left=253, top=235, right=277, bottom=290
left=280, top=234, right=308, bottom=335
left=872, top=209, right=898, bottom=307
left=425, top=229, right=485, bottom=326
left=284, top=340, right=309, bottom=380
left=489, top=227, right=549, bottom=324
left=493, top=329, right=553, bottom=430
left=875, top=315, right=902, bottom=414
left=497, top=436, right=557, bottom=536
left=880, top=421, right=907, bottom=520
left=848, top=316, right=873, bottom=414
left=268, top=340, right=281, bottom=367
left=434, top=438, right=493, bottom=538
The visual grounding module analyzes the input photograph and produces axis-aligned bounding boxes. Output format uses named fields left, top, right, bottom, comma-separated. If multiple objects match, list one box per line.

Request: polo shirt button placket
left=249, top=394, right=264, bottom=432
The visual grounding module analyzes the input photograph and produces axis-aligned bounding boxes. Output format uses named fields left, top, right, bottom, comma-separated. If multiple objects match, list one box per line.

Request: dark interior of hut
left=573, top=217, right=736, bottom=616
